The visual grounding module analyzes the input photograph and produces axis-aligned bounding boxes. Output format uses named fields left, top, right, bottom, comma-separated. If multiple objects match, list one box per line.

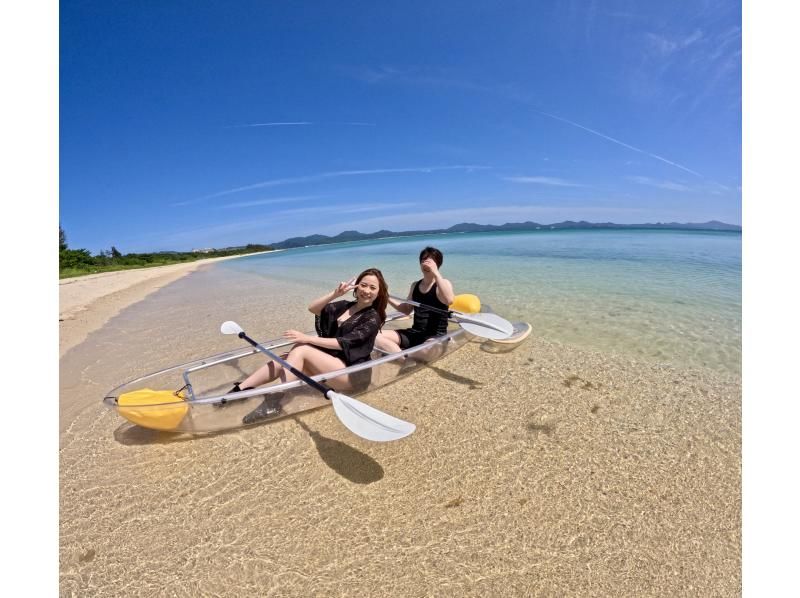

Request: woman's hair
left=419, top=246, right=443, bottom=267
left=354, top=267, right=388, bottom=325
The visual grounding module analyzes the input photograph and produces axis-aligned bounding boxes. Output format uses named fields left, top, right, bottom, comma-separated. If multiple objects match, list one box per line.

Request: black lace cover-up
left=314, top=300, right=381, bottom=366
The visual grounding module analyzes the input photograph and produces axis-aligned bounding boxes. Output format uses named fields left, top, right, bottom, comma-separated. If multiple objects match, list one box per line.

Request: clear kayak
left=103, top=312, right=474, bottom=434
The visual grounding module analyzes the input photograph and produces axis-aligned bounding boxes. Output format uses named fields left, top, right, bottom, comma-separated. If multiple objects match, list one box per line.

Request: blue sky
left=60, top=0, right=741, bottom=253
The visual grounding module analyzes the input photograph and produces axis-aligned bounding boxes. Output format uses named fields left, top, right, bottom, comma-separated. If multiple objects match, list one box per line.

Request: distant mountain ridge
left=270, top=220, right=741, bottom=249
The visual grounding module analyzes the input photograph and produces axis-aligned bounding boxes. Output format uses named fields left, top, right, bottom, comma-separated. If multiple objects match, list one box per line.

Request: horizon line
left=145, top=219, right=743, bottom=253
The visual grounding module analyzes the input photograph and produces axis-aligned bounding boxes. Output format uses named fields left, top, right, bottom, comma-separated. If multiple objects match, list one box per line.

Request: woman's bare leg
left=240, top=360, right=285, bottom=389
left=241, top=344, right=349, bottom=390
left=375, top=330, right=402, bottom=353
left=241, top=345, right=348, bottom=424
left=285, top=345, right=351, bottom=390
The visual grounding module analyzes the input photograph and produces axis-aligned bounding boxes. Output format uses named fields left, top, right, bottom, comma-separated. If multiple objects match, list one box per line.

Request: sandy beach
left=59, top=265, right=741, bottom=596
left=59, top=252, right=276, bottom=358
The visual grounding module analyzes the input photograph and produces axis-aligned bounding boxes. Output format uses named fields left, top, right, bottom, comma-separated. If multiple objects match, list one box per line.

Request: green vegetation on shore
left=59, top=226, right=273, bottom=279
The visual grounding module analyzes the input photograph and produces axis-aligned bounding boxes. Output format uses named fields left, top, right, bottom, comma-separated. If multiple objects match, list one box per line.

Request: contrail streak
left=227, top=121, right=377, bottom=128
left=174, top=165, right=490, bottom=205
left=537, top=111, right=702, bottom=177
left=227, top=122, right=312, bottom=128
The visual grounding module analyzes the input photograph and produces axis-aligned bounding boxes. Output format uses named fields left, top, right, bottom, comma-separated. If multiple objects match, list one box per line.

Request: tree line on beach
left=59, top=226, right=274, bottom=279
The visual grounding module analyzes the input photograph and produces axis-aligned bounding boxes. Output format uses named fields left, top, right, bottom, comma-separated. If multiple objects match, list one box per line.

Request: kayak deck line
left=104, top=307, right=524, bottom=434
left=105, top=311, right=437, bottom=407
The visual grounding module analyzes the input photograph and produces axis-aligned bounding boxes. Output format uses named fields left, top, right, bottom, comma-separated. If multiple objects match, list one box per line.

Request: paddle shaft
left=238, top=331, right=333, bottom=399
left=389, top=295, right=452, bottom=317
left=389, top=295, right=511, bottom=336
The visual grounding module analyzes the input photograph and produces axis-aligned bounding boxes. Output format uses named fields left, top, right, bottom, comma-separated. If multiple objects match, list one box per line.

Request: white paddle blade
left=328, top=391, right=416, bottom=442
left=456, top=313, right=515, bottom=340
left=220, top=321, right=244, bottom=335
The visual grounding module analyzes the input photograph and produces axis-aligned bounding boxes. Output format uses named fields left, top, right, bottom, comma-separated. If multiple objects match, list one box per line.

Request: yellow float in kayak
left=117, top=388, right=189, bottom=431
left=449, top=293, right=480, bottom=314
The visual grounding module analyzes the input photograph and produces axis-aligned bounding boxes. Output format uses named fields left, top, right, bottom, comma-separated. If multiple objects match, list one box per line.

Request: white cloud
left=626, top=176, right=691, bottom=192
left=275, top=202, right=417, bottom=216
left=338, top=202, right=417, bottom=214
left=333, top=204, right=649, bottom=233
left=341, top=65, right=536, bottom=102
left=503, top=176, right=584, bottom=187
left=125, top=216, right=280, bottom=249
left=219, top=195, right=322, bottom=209
left=646, top=29, right=704, bottom=55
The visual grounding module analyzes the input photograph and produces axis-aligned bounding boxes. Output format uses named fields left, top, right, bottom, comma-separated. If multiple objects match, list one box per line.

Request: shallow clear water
left=217, top=229, right=741, bottom=376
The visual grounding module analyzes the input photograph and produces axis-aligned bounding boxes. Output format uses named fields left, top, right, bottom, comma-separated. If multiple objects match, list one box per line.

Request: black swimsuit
left=397, top=280, right=449, bottom=349
left=315, top=300, right=381, bottom=365
left=314, top=300, right=381, bottom=391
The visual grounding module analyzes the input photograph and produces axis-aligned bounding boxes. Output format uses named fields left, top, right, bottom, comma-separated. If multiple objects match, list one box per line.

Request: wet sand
left=59, top=268, right=741, bottom=596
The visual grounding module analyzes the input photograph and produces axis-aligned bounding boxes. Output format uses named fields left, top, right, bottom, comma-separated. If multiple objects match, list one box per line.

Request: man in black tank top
left=376, top=247, right=456, bottom=353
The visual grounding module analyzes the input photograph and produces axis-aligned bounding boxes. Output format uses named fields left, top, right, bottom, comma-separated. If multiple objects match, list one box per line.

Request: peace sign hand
left=334, top=276, right=357, bottom=297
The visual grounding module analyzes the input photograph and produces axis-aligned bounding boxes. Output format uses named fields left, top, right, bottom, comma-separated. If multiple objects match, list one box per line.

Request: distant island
left=270, top=220, right=741, bottom=249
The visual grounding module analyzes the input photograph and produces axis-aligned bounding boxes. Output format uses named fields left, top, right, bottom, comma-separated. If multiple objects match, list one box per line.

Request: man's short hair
left=419, top=246, right=443, bottom=267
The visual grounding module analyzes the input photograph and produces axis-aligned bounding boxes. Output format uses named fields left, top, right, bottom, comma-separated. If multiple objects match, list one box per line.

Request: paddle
left=220, top=321, right=416, bottom=442
left=389, top=295, right=514, bottom=340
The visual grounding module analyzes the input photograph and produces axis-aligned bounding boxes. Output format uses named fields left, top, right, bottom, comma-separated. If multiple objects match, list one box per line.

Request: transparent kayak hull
left=103, top=313, right=472, bottom=434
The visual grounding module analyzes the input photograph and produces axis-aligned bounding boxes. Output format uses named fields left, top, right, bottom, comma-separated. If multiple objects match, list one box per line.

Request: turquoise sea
left=215, top=229, right=741, bottom=377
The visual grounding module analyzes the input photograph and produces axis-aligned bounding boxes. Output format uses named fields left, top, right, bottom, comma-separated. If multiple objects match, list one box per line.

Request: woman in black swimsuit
left=376, top=247, right=455, bottom=353
left=233, top=268, right=388, bottom=423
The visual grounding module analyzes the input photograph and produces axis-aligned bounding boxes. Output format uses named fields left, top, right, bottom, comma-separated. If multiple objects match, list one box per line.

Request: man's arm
left=388, top=282, right=415, bottom=315
left=434, top=276, right=455, bottom=306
